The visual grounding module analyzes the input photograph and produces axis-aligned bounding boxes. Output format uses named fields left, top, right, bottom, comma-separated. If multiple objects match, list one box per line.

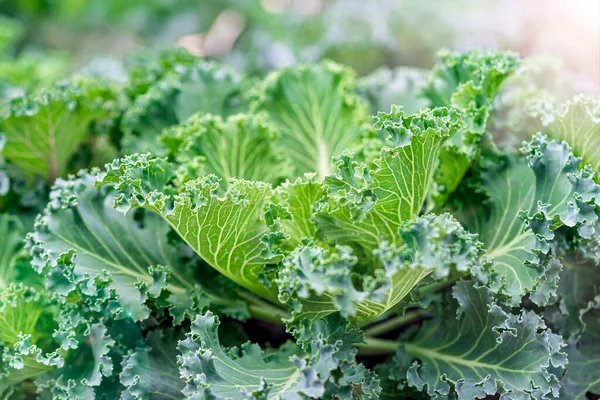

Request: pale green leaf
left=278, top=214, right=486, bottom=322
left=122, top=61, right=246, bottom=155
left=274, top=174, right=325, bottom=248
left=539, top=96, right=600, bottom=176
left=250, top=61, right=370, bottom=179
left=0, top=78, right=117, bottom=182
left=96, top=155, right=282, bottom=303
left=423, top=49, right=519, bottom=204
left=161, top=113, right=291, bottom=186
left=0, top=285, right=58, bottom=394
left=316, top=106, right=457, bottom=253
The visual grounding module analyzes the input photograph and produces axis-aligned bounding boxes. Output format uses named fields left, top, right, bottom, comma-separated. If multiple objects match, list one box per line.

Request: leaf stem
left=417, top=277, right=459, bottom=295
left=355, top=337, right=399, bottom=355
left=363, top=309, right=432, bottom=337
left=235, top=289, right=290, bottom=323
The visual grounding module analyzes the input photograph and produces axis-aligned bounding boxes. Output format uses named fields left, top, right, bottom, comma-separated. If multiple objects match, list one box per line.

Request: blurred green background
left=1, top=0, right=599, bottom=93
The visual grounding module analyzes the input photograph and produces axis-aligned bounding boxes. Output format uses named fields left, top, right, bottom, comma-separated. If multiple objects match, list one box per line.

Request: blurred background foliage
left=0, top=0, right=598, bottom=87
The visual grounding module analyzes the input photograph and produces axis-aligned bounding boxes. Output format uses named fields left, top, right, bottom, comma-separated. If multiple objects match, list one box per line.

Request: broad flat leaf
left=120, top=328, right=185, bottom=399
left=250, top=61, right=370, bottom=179
left=278, top=214, right=486, bottom=322
left=96, top=154, right=282, bottom=303
left=423, top=49, right=519, bottom=203
left=121, top=62, right=246, bottom=155
left=538, top=96, right=600, bottom=176
left=316, top=106, right=458, bottom=253
left=177, top=311, right=380, bottom=399
left=0, top=78, right=117, bottom=182
left=358, top=67, right=429, bottom=115
left=392, top=280, right=566, bottom=399
left=560, top=308, right=600, bottom=399
left=459, top=134, right=600, bottom=306
left=161, top=113, right=291, bottom=186
left=27, top=172, right=198, bottom=321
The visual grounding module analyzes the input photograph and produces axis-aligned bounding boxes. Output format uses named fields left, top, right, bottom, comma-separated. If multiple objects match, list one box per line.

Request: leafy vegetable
left=161, top=112, right=291, bottom=186
left=178, top=312, right=379, bottom=399
left=389, top=280, right=567, bottom=399
left=0, top=78, right=117, bottom=182
left=423, top=50, right=519, bottom=204
left=250, top=61, right=370, bottom=179
left=358, top=67, right=429, bottom=115
left=537, top=96, right=600, bottom=176
left=458, top=134, right=600, bottom=306
left=27, top=172, right=202, bottom=322
left=1, top=47, right=598, bottom=399
left=121, top=60, right=246, bottom=154
left=560, top=309, right=600, bottom=398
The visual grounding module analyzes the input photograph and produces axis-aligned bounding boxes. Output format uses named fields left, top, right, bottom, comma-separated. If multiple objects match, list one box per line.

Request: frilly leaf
left=392, top=280, right=566, bottom=399
left=48, top=323, right=116, bottom=399
left=459, top=134, right=600, bottom=306
left=122, top=61, right=246, bottom=155
left=0, top=77, right=118, bottom=182
left=537, top=95, right=600, bottom=177
left=26, top=172, right=199, bottom=322
left=249, top=60, right=370, bottom=179
left=559, top=308, right=600, bottom=399
left=545, top=253, right=599, bottom=339
left=161, top=112, right=291, bottom=186
left=177, top=311, right=380, bottom=399
left=125, top=48, right=198, bottom=99
left=274, top=173, right=325, bottom=249
left=278, top=214, right=487, bottom=322
left=120, top=328, right=185, bottom=399
left=0, top=284, right=58, bottom=393
left=423, top=49, right=520, bottom=204
left=96, top=155, right=284, bottom=303
left=316, top=106, right=458, bottom=253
